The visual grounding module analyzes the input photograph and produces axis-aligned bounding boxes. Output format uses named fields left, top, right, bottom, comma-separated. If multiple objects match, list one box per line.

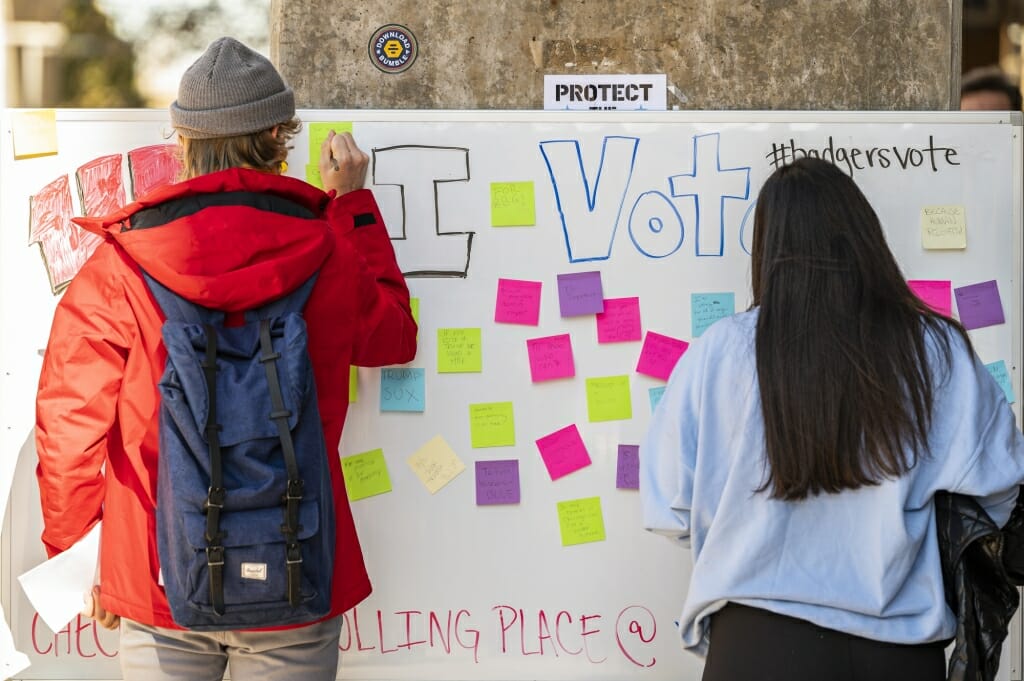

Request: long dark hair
left=751, top=158, right=970, bottom=500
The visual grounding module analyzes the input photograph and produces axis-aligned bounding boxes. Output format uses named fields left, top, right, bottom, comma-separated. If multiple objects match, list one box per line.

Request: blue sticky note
left=985, top=360, right=1016, bottom=404
left=649, top=386, right=666, bottom=411
left=692, top=292, right=735, bottom=337
left=380, top=368, right=426, bottom=412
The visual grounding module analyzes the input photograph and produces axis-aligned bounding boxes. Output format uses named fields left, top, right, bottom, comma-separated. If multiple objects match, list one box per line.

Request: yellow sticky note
left=557, top=496, right=606, bottom=546
left=491, top=181, right=536, bottom=227
left=306, top=164, right=323, bottom=189
left=341, top=449, right=392, bottom=501
left=348, top=366, right=358, bottom=403
left=921, top=205, right=966, bottom=249
left=469, top=402, right=515, bottom=448
left=410, top=297, right=420, bottom=341
left=585, top=375, right=632, bottom=422
left=11, top=109, right=58, bottom=159
left=408, top=435, right=466, bottom=494
left=437, top=328, right=482, bottom=373
left=309, top=122, right=354, bottom=160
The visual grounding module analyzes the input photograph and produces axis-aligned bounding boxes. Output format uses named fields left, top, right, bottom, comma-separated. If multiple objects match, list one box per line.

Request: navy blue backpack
left=144, top=272, right=335, bottom=630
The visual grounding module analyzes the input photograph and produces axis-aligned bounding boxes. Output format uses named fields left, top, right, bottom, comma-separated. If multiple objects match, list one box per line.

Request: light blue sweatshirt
left=641, top=309, right=1024, bottom=657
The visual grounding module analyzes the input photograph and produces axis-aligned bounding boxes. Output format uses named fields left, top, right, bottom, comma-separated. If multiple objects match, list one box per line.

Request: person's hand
left=82, top=585, right=120, bottom=630
left=319, top=130, right=369, bottom=196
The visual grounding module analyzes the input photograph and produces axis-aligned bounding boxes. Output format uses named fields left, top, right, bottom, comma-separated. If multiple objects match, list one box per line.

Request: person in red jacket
left=34, top=37, right=417, bottom=680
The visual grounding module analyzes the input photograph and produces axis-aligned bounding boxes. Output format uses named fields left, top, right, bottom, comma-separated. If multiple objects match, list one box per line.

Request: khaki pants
left=119, top=615, right=342, bottom=681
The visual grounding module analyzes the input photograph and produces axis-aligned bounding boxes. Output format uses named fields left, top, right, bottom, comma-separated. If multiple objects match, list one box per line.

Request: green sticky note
left=585, top=375, right=632, bottom=422
left=491, top=181, right=536, bottom=227
left=306, top=164, right=323, bottom=189
left=469, top=402, right=515, bottom=448
left=557, top=496, right=606, bottom=546
left=349, top=366, right=358, bottom=403
left=308, top=121, right=353, bottom=161
left=410, top=297, right=420, bottom=340
left=341, top=448, right=391, bottom=501
left=437, top=328, right=482, bottom=373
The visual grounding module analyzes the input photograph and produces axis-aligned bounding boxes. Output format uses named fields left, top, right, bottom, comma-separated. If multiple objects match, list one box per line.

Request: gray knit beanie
left=169, top=37, right=295, bottom=139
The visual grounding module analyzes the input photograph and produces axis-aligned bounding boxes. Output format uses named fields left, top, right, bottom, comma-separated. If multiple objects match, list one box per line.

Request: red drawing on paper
left=76, top=154, right=125, bottom=217
left=28, top=175, right=103, bottom=294
left=128, top=144, right=180, bottom=199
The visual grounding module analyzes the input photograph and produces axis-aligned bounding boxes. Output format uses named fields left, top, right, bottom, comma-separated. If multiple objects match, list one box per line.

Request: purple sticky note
left=596, top=297, right=642, bottom=343
left=495, top=278, right=542, bottom=325
left=557, top=271, right=605, bottom=317
left=636, top=331, right=690, bottom=381
left=617, top=445, right=640, bottom=490
left=908, top=280, right=952, bottom=317
left=535, top=424, right=592, bottom=480
left=475, top=460, right=521, bottom=505
left=954, top=280, right=1005, bottom=330
left=527, top=333, right=575, bottom=382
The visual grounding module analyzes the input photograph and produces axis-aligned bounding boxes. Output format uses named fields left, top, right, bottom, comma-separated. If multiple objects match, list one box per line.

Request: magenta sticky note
left=954, top=280, right=1005, bottom=330
left=526, top=334, right=575, bottom=382
left=475, top=460, right=521, bottom=505
left=535, top=424, right=592, bottom=481
left=635, top=331, right=690, bottom=381
left=617, top=445, right=640, bottom=490
left=495, top=278, right=542, bottom=325
left=596, top=297, right=642, bottom=343
left=557, top=271, right=605, bottom=317
left=908, top=280, right=952, bottom=317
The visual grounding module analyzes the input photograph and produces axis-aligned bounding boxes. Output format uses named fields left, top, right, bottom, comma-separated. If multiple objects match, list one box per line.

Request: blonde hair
left=177, top=118, right=301, bottom=180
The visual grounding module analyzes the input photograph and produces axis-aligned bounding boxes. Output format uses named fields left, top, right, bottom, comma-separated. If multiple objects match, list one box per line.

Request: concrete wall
left=271, top=0, right=959, bottom=110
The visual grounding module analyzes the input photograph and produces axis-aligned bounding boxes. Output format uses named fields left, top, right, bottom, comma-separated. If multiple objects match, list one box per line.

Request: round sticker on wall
left=369, top=24, right=418, bottom=74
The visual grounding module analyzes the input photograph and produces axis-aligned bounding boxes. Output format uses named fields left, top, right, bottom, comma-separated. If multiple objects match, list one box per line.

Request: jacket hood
left=74, top=168, right=335, bottom=312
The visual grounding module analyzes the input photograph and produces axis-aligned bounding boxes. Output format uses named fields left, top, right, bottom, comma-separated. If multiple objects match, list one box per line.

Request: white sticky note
left=18, top=522, right=101, bottom=634
left=920, top=205, right=966, bottom=249
left=408, top=435, right=466, bottom=494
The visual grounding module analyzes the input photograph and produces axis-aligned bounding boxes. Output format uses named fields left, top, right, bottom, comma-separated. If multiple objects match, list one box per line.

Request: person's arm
left=319, top=131, right=417, bottom=367
left=35, top=252, right=132, bottom=559
left=936, top=335, right=1024, bottom=528
left=640, top=348, right=701, bottom=547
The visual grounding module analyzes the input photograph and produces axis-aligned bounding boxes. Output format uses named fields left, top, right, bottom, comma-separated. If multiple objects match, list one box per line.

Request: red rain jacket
left=35, top=168, right=417, bottom=629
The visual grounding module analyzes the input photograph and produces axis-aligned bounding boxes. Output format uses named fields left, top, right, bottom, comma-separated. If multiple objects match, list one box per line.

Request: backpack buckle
left=285, top=479, right=304, bottom=500
left=204, top=487, right=227, bottom=543
left=205, top=486, right=226, bottom=509
left=206, top=545, right=225, bottom=567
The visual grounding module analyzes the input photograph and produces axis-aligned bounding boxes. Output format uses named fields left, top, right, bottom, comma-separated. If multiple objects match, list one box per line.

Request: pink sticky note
left=908, top=280, right=952, bottom=317
left=535, top=424, right=592, bottom=480
left=636, top=331, right=690, bottom=381
left=596, top=297, right=642, bottom=343
left=526, top=334, right=575, bottom=382
left=495, top=278, right=542, bottom=325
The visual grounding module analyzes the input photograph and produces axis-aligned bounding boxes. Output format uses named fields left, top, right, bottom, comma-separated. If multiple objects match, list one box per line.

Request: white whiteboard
left=1, top=110, right=1021, bottom=681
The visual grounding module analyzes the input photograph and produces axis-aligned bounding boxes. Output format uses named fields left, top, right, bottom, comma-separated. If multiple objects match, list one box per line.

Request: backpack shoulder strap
left=141, top=270, right=225, bottom=326
left=246, top=273, right=319, bottom=322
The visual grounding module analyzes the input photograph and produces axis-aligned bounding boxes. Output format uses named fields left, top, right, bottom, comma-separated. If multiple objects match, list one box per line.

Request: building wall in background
left=271, top=0, right=959, bottom=110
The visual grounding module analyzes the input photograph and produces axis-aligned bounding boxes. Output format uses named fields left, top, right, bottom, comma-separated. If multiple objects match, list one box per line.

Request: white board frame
left=1, top=109, right=1022, bottom=681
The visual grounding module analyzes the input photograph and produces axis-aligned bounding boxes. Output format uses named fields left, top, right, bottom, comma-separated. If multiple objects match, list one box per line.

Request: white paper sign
left=544, top=74, right=667, bottom=111
left=0, top=603, right=30, bottom=679
left=17, top=522, right=101, bottom=634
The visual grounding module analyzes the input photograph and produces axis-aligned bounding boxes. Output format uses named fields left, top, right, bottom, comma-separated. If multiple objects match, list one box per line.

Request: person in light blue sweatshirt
left=641, top=156, right=1024, bottom=681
